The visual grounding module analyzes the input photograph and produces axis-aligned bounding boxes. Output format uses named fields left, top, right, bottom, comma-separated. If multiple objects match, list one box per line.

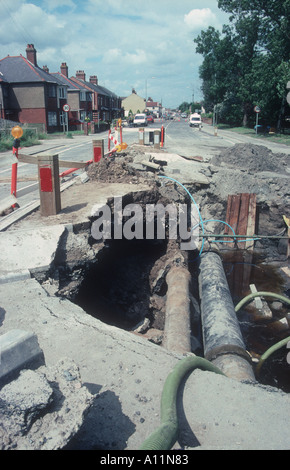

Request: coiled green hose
left=256, top=335, right=290, bottom=376
left=139, top=356, right=225, bottom=450
left=234, top=291, right=290, bottom=313
left=234, top=291, right=290, bottom=376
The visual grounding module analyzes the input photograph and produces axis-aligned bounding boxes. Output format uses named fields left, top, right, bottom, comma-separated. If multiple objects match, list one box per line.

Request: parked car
left=189, top=113, right=202, bottom=127
left=133, top=113, right=148, bottom=127
left=146, top=115, right=154, bottom=123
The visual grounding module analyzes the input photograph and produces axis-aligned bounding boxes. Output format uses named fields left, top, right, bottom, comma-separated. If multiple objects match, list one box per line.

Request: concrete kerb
left=0, top=329, right=45, bottom=388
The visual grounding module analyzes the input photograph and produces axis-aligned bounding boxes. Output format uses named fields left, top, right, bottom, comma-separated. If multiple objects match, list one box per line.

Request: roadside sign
left=254, top=106, right=261, bottom=113
left=63, top=104, right=70, bottom=112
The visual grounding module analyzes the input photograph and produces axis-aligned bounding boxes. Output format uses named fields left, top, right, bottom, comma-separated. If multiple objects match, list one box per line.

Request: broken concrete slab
left=0, top=329, right=45, bottom=387
left=0, top=358, right=93, bottom=450
left=0, top=225, right=66, bottom=278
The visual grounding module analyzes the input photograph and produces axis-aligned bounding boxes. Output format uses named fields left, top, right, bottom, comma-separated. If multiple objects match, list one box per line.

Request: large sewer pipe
left=163, top=266, right=192, bottom=354
left=198, top=251, right=255, bottom=381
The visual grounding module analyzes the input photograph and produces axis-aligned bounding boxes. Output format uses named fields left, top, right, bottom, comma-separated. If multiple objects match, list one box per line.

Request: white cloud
left=184, top=8, right=218, bottom=30
left=0, top=0, right=231, bottom=107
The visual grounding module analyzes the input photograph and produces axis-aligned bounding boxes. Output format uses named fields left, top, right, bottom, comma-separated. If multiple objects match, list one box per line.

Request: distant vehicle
left=133, top=113, right=148, bottom=127
left=146, top=115, right=154, bottom=123
left=181, top=113, right=187, bottom=118
left=189, top=113, right=202, bottom=127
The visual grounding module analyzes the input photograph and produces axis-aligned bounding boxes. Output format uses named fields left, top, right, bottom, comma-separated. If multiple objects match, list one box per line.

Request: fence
left=0, top=119, right=45, bottom=137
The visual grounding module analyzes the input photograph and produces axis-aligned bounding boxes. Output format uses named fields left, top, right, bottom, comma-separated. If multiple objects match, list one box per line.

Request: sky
left=0, top=0, right=231, bottom=109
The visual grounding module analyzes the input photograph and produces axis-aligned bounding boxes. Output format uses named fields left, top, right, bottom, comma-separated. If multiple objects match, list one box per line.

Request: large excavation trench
left=44, top=182, right=290, bottom=393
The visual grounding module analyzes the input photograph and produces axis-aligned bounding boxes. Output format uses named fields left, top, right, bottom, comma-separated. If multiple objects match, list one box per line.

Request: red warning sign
left=40, top=167, right=53, bottom=192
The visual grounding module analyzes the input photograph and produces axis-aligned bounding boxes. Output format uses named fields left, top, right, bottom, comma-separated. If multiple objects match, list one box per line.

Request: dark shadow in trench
left=74, top=238, right=167, bottom=329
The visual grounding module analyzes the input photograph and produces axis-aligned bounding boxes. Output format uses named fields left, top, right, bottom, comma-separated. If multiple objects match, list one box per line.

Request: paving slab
left=0, top=225, right=66, bottom=280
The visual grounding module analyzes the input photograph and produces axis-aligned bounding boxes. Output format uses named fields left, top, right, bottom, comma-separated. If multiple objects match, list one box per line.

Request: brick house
left=70, top=71, right=122, bottom=123
left=0, top=44, right=67, bottom=132
left=0, top=44, right=123, bottom=132
left=51, top=64, right=93, bottom=129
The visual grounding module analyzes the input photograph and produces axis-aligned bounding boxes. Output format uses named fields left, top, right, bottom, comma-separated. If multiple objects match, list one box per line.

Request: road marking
left=0, top=163, right=28, bottom=175
left=17, top=182, right=38, bottom=196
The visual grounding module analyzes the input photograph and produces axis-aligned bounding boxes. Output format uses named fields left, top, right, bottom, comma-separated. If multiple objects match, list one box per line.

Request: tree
left=195, top=0, right=290, bottom=127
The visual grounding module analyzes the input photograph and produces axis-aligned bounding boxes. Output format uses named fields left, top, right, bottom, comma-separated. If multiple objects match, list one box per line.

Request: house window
left=48, top=111, right=57, bottom=126
left=48, top=85, right=57, bottom=98
left=80, top=91, right=86, bottom=101
left=58, top=87, right=66, bottom=99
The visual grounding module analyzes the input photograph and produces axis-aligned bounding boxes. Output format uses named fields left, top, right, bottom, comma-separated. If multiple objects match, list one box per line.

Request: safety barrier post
left=138, top=127, right=145, bottom=145
left=37, top=153, right=61, bottom=216
left=160, top=125, right=165, bottom=148
left=10, top=126, right=23, bottom=207
left=119, top=122, right=123, bottom=144
left=92, top=139, right=104, bottom=162
left=108, top=129, right=111, bottom=151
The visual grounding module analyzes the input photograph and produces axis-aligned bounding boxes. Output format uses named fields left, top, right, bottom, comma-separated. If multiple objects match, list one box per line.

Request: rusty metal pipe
left=163, top=266, right=192, bottom=354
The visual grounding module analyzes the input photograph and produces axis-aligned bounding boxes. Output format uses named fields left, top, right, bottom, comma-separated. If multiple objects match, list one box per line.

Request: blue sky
left=0, top=0, right=231, bottom=108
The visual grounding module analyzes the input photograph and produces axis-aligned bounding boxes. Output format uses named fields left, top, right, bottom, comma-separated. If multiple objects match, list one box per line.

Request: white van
left=189, top=113, right=202, bottom=127
left=133, top=113, right=148, bottom=127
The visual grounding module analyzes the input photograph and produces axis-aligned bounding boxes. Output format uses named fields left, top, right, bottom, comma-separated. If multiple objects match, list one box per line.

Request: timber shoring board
left=224, top=193, right=256, bottom=249
left=224, top=193, right=257, bottom=297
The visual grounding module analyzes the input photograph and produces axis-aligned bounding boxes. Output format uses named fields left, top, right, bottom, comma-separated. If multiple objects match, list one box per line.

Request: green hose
left=235, top=291, right=290, bottom=313
left=256, top=336, right=290, bottom=376
left=234, top=291, right=290, bottom=377
left=139, top=356, right=225, bottom=451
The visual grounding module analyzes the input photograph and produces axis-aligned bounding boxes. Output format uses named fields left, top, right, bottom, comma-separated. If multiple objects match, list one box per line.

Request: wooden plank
left=18, top=153, right=38, bottom=164
left=224, top=195, right=233, bottom=235
left=225, top=194, right=241, bottom=247
left=245, top=194, right=257, bottom=251
left=250, top=284, right=272, bottom=319
left=237, top=193, right=250, bottom=249
left=18, top=153, right=87, bottom=168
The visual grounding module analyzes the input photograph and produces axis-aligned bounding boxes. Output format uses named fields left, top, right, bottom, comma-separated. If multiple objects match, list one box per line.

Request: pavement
left=0, top=133, right=290, bottom=451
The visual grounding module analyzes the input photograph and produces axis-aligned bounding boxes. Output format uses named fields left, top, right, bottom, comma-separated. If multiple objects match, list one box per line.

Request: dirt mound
left=212, top=144, right=289, bottom=173
left=87, top=153, right=155, bottom=184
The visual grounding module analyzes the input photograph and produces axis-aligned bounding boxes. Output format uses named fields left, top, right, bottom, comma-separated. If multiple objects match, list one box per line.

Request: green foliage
left=178, top=101, right=202, bottom=114
left=194, top=0, right=290, bottom=128
left=0, top=128, right=41, bottom=152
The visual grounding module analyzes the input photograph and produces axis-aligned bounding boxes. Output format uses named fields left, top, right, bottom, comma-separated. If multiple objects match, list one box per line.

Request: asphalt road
left=0, top=119, right=289, bottom=208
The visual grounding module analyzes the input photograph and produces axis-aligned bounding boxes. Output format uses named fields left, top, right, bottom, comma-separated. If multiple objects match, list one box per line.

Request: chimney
left=90, top=75, right=98, bottom=85
left=60, top=62, right=68, bottom=77
left=76, top=70, right=86, bottom=81
left=26, top=44, right=37, bottom=66
left=43, top=65, right=49, bottom=73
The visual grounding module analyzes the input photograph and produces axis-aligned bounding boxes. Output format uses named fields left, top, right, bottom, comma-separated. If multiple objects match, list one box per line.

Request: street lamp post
left=145, top=77, right=156, bottom=104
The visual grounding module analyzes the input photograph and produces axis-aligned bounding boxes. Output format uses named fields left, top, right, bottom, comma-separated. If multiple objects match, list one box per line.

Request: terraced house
left=0, top=44, right=67, bottom=132
left=0, top=44, right=122, bottom=132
